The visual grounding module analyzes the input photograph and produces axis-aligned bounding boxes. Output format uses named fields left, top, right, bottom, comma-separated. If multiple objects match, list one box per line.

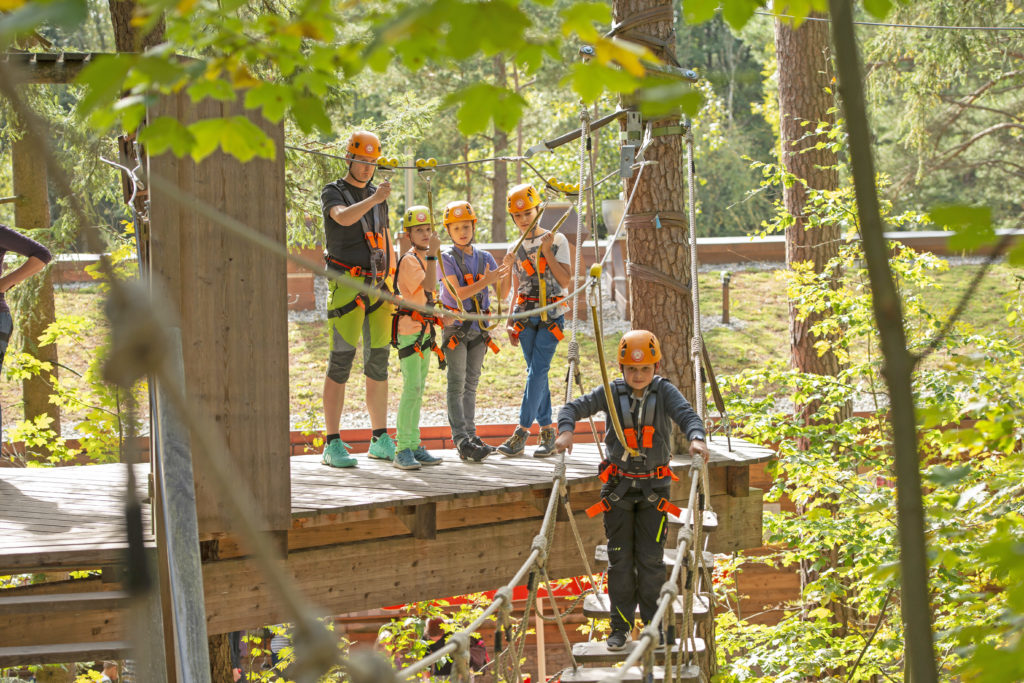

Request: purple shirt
left=438, top=247, right=498, bottom=333
left=0, top=224, right=52, bottom=315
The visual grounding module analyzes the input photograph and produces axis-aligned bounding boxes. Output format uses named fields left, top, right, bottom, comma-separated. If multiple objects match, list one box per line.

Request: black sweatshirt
left=557, top=376, right=705, bottom=471
left=0, top=224, right=52, bottom=315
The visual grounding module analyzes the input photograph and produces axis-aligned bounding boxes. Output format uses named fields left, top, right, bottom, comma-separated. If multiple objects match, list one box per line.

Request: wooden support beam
left=394, top=503, right=437, bottom=540
left=0, top=509, right=606, bottom=647
left=3, top=52, right=96, bottom=85
left=0, top=641, right=129, bottom=667
left=0, top=591, right=129, bottom=616
left=707, top=488, right=763, bottom=553
left=726, top=466, right=749, bottom=497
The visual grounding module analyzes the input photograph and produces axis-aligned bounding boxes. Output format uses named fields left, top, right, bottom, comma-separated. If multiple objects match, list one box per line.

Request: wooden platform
left=0, top=437, right=771, bottom=663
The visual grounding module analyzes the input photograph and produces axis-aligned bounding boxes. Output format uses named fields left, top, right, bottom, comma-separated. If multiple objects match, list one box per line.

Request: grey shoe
left=497, top=427, right=529, bottom=457
left=607, top=630, right=629, bottom=651
left=533, top=426, right=557, bottom=458
left=413, top=445, right=443, bottom=466
left=393, top=448, right=422, bottom=470
left=471, top=435, right=497, bottom=453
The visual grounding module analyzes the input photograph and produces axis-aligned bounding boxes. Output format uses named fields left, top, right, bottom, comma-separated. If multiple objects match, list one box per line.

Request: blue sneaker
left=368, top=433, right=396, bottom=461
left=393, top=448, right=422, bottom=470
left=321, top=439, right=357, bottom=468
left=413, top=445, right=443, bottom=466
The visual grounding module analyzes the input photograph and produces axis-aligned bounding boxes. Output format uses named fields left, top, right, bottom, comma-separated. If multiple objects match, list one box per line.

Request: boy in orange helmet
left=555, top=330, right=709, bottom=651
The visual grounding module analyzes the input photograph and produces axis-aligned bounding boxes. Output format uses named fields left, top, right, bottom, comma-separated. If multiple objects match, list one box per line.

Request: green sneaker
left=368, top=432, right=396, bottom=461
left=321, top=439, right=357, bottom=468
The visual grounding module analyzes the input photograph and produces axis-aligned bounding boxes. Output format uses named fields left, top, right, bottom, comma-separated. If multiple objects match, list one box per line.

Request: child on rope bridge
left=497, top=183, right=573, bottom=458
left=438, top=200, right=513, bottom=463
left=390, top=205, right=446, bottom=470
left=555, top=330, right=709, bottom=651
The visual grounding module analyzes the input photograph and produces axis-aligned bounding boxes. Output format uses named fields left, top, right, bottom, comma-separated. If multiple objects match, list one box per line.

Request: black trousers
left=602, top=482, right=670, bottom=633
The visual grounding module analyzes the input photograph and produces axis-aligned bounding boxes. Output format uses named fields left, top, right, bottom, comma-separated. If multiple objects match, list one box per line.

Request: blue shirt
left=438, top=247, right=498, bottom=333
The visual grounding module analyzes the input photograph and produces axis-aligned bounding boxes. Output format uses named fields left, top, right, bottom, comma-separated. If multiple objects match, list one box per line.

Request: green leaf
left=187, top=116, right=275, bottom=163
left=188, top=78, right=238, bottom=103
left=75, top=54, right=136, bottom=120
left=0, top=0, right=87, bottom=47
left=138, top=116, right=197, bottom=158
left=563, top=62, right=640, bottom=103
left=559, top=1, right=612, bottom=40
left=244, top=83, right=294, bottom=123
left=924, top=465, right=972, bottom=487
left=863, top=0, right=893, bottom=20
left=292, top=96, right=332, bottom=135
left=721, top=0, right=759, bottom=31
left=683, top=0, right=718, bottom=24
left=930, top=204, right=994, bottom=252
left=441, top=83, right=527, bottom=135
left=1009, top=241, right=1024, bottom=267
left=637, top=81, right=704, bottom=118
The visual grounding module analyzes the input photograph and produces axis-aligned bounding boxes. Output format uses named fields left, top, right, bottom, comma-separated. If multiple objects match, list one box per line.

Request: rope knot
left=531, top=533, right=549, bottom=565
left=552, top=459, right=567, bottom=483
left=677, top=528, right=693, bottom=547
left=660, top=580, right=678, bottom=602
left=567, top=340, right=580, bottom=364
left=691, top=335, right=702, bottom=355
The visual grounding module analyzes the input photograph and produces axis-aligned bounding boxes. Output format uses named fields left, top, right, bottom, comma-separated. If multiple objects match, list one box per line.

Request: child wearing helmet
left=555, top=330, right=709, bottom=652
left=438, top=200, right=514, bottom=463
left=496, top=183, right=573, bottom=458
left=319, top=130, right=396, bottom=469
left=389, top=205, right=446, bottom=470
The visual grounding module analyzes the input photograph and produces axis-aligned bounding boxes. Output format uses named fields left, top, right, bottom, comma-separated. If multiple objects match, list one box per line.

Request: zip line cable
left=755, top=9, right=1024, bottom=31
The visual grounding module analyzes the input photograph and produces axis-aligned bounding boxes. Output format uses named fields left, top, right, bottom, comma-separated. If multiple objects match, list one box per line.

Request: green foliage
left=376, top=594, right=491, bottom=677
left=712, top=159, right=1024, bottom=680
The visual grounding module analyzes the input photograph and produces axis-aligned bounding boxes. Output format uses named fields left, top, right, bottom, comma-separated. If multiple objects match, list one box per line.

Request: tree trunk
left=491, top=56, right=508, bottom=242
left=775, top=14, right=842, bottom=380
left=34, top=665, right=74, bottom=682
left=12, top=133, right=60, bottom=440
left=108, top=0, right=166, bottom=52
left=613, top=0, right=695, bottom=407
left=209, top=633, right=234, bottom=683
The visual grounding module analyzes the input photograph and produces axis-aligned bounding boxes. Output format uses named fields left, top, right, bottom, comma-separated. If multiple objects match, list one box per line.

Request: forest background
left=0, top=0, right=1022, bottom=681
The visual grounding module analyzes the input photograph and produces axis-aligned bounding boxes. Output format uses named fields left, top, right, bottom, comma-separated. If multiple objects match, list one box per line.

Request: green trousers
left=397, top=333, right=431, bottom=452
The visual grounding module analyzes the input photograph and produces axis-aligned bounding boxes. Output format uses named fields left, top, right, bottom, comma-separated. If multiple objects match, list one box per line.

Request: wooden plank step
left=582, top=592, right=709, bottom=619
left=667, top=509, right=718, bottom=532
left=558, top=664, right=700, bottom=682
left=0, top=641, right=130, bottom=667
left=0, top=590, right=130, bottom=616
left=572, top=637, right=706, bottom=663
left=594, top=545, right=714, bottom=568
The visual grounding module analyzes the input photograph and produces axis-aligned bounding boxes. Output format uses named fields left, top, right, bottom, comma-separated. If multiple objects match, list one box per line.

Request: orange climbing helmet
left=507, top=183, right=541, bottom=213
left=443, top=200, right=477, bottom=227
left=346, top=131, right=381, bottom=160
left=403, top=205, right=431, bottom=230
left=618, top=330, right=662, bottom=366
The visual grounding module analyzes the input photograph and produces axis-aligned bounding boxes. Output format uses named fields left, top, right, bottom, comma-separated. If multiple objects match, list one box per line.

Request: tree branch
left=913, top=230, right=1021, bottom=367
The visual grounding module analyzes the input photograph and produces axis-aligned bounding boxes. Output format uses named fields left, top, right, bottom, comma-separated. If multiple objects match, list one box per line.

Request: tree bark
left=828, top=1, right=937, bottom=680
left=202, top=540, right=236, bottom=682
left=613, top=0, right=695, bottom=406
left=12, top=133, right=60, bottom=440
left=774, top=14, right=842, bottom=380
left=491, top=56, right=508, bottom=242
left=108, top=0, right=166, bottom=52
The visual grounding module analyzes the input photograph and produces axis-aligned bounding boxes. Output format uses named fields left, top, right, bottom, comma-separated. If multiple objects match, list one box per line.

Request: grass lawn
left=2, top=260, right=1019, bottom=433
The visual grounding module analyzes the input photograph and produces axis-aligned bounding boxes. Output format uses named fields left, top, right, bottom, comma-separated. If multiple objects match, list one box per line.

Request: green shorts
left=326, top=276, right=395, bottom=383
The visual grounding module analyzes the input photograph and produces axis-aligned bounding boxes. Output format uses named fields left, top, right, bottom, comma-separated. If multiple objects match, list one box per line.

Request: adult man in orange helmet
left=556, top=330, right=709, bottom=652
left=319, top=130, right=396, bottom=468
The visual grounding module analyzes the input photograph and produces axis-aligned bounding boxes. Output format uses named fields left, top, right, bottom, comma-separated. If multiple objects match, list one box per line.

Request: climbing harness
left=441, top=246, right=501, bottom=355
left=391, top=250, right=446, bottom=369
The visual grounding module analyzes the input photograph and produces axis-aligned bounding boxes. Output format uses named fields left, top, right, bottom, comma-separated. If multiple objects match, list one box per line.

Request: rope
left=686, top=126, right=707, bottom=423
left=564, top=104, right=591, bottom=405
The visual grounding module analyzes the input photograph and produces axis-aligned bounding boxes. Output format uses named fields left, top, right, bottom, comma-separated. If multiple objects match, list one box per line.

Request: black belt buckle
left=370, top=248, right=386, bottom=273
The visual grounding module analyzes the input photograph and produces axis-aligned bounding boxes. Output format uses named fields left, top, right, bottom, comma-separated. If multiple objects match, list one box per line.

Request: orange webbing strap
left=586, top=498, right=611, bottom=518
left=657, top=498, right=682, bottom=518
left=447, top=335, right=460, bottom=349
left=486, top=338, right=500, bottom=354
left=641, top=425, right=655, bottom=449
left=547, top=321, right=564, bottom=341
left=598, top=462, right=619, bottom=483
left=655, top=466, right=679, bottom=481
left=623, top=427, right=639, bottom=450
left=520, top=258, right=536, bottom=276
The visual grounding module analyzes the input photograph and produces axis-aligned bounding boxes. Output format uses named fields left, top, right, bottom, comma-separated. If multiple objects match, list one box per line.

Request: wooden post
left=721, top=271, right=730, bottom=324
left=535, top=595, right=546, bottom=682
left=11, top=132, right=60, bottom=440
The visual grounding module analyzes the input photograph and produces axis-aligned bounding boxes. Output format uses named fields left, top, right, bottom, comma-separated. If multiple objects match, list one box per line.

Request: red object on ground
left=382, top=575, right=601, bottom=611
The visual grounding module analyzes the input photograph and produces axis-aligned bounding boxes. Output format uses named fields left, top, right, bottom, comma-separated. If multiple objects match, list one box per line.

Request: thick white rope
left=686, top=126, right=706, bottom=422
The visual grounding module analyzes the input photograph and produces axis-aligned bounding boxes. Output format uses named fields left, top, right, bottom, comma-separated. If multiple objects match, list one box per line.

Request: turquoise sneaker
left=368, top=433, right=396, bottom=461
left=321, top=439, right=356, bottom=468
left=393, top=448, right=421, bottom=470
left=413, top=445, right=443, bottom=466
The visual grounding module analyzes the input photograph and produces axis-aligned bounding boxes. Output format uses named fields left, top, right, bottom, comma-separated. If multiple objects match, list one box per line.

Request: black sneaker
left=471, top=436, right=497, bottom=452
left=607, top=630, right=629, bottom=651
left=458, top=439, right=490, bottom=464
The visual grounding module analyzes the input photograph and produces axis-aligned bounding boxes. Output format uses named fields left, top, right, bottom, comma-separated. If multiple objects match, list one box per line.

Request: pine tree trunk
left=12, top=133, right=60, bottom=440
left=209, top=633, right=234, bottom=683
left=108, top=0, right=166, bottom=52
left=613, top=0, right=695, bottom=406
left=775, top=15, right=842, bottom=380
left=491, top=56, right=508, bottom=242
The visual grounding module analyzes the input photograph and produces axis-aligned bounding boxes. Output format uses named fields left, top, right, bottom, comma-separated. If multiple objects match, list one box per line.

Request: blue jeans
left=0, top=310, right=12, bottom=442
left=517, top=315, right=563, bottom=429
